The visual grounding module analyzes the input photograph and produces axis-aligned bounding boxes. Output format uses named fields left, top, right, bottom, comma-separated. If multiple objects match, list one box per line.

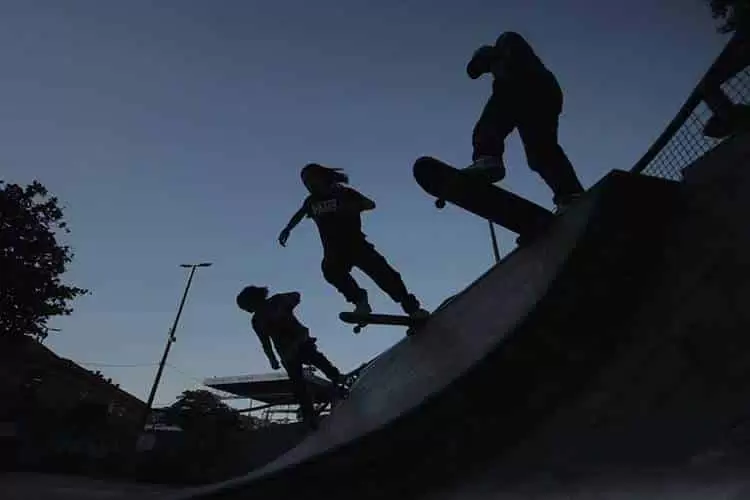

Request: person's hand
left=278, top=228, right=290, bottom=247
left=467, top=45, right=494, bottom=79
left=270, top=359, right=280, bottom=370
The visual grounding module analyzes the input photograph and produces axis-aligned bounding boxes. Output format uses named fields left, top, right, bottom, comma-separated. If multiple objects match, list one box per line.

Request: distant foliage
left=0, top=180, right=88, bottom=340
left=709, top=0, right=750, bottom=33
left=168, top=389, right=240, bottom=434
left=167, top=390, right=242, bottom=472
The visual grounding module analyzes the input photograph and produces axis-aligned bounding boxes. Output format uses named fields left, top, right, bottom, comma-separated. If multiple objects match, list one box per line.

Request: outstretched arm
left=260, top=334, right=280, bottom=369
left=252, top=322, right=280, bottom=369
left=278, top=204, right=306, bottom=247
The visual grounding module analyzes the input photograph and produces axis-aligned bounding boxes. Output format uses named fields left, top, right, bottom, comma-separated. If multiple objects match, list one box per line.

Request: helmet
left=236, top=286, right=268, bottom=312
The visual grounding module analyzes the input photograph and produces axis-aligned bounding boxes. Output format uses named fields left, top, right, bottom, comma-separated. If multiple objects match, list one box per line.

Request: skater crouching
left=236, top=285, right=346, bottom=430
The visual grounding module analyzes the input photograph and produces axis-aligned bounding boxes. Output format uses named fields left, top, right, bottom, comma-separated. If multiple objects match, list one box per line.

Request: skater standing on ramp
left=236, top=285, right=346, bottom=430
left=278, top=163, right=428, bottom=320
left=465, top=31, right=585, bottom=212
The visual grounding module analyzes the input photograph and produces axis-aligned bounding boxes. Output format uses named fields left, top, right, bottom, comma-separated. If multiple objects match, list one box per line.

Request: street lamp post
left=141, top=262, right=212, bottom=430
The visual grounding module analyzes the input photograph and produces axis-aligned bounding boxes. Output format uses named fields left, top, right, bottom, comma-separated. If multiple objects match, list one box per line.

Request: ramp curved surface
left=414, top=132, right=750, bottom=500
left=169, top=200, right=591, bottom=500
left=168, top=170, right=677, bottom=500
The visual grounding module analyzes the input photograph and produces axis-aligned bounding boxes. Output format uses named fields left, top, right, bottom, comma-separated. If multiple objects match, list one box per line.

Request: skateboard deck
left=413, top=156, right=555, bottom=241
left=339, top=311, right=428, bottom=336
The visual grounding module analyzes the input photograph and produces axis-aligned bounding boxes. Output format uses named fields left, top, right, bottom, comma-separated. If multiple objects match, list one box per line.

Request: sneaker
left=400, top=294, right=429, bottom=318
left=409, top=308, right=430, bottom=320
left=334, top=373, right=350, bottom=389
left=334, top=381, right=350, bottom=399
left=351, top=296, right=372, bottom=334
left=554, top=192, right=583, bottom=215
left=352, top=298, right=372, bottom=316
left=464, top=156, right=506, bottom=184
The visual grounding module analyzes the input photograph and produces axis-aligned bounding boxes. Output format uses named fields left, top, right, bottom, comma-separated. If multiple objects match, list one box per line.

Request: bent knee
left=322, top=257, right=347, bottom=279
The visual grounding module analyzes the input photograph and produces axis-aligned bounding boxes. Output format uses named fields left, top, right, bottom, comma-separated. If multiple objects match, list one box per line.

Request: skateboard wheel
left=354, top=325, right=362, bottom=334
left=435, top=199, right=446, bottom=209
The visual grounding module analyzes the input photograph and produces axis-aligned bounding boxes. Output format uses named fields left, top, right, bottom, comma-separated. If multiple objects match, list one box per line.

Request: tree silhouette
left=169, top=389, right=240, bottom=435
left=167, top=389, right=242, bottom=471
left=0, top=180, right=88, bottom=340
left=709, top=0, right=750, bottom=33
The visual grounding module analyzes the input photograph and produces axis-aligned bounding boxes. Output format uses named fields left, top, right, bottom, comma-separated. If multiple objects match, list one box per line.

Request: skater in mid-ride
left=236, top=285, right=347, bottom=430
left=465, top=31, right=585, bottom=212
left=278, top=163, right=428, bottom=323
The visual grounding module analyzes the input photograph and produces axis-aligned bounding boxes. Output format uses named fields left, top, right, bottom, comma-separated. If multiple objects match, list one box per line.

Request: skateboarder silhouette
left=465, top=31, right=585, bottom=212
left=278, top=163, right=428, bottom=320
left=236, top=285, right=346, bottom=430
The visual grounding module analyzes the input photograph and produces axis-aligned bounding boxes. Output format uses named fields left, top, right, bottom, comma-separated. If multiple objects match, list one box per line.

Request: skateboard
left=413, top=156, right=556, bottom=243
left=338, top=311, right=429, bottom=336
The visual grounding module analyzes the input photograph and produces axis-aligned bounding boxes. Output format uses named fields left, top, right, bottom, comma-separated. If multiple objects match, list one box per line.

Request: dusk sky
left=1, top=0, right=730, bottom=407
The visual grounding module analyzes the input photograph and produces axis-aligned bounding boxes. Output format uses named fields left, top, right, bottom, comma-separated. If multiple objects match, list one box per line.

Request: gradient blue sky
left=1, top=0, right=730, bottom=407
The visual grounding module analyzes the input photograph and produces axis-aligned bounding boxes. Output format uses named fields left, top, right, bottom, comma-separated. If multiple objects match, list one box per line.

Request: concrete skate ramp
left=168, top=170, right=678, bottom=500
left=412, top=132, right=750, bottom=500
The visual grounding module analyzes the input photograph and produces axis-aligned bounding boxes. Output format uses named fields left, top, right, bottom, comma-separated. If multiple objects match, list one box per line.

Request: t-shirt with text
left=303, top=186, right=370, bottom=251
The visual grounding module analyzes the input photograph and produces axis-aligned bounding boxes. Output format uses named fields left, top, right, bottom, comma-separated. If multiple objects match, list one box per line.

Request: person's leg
left=299, top=339, right=343, bottom=384
left=354, top=241, right=426, bottom=316
left=282, top=356, right=318, bottom=429
left=468, top=91, right=516, bottom=182
left=517, top=76, right=584, bottom=208
left=321, top=252, right=369, bottom=312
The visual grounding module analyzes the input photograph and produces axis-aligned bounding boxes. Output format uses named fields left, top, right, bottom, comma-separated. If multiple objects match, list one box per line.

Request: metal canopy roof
left=204, top=369, right=336, bottom=405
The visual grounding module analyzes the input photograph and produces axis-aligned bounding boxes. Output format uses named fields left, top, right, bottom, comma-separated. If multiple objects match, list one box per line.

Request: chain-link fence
left=631, top=34, right=750, bottom=180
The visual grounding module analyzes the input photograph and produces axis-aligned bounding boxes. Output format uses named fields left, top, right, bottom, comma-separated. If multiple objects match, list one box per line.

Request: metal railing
left=631, top=33, right=750, bottom=180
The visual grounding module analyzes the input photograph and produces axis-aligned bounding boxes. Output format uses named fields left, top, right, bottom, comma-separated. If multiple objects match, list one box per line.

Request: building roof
left=0, top=336, right=145, bottom=410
